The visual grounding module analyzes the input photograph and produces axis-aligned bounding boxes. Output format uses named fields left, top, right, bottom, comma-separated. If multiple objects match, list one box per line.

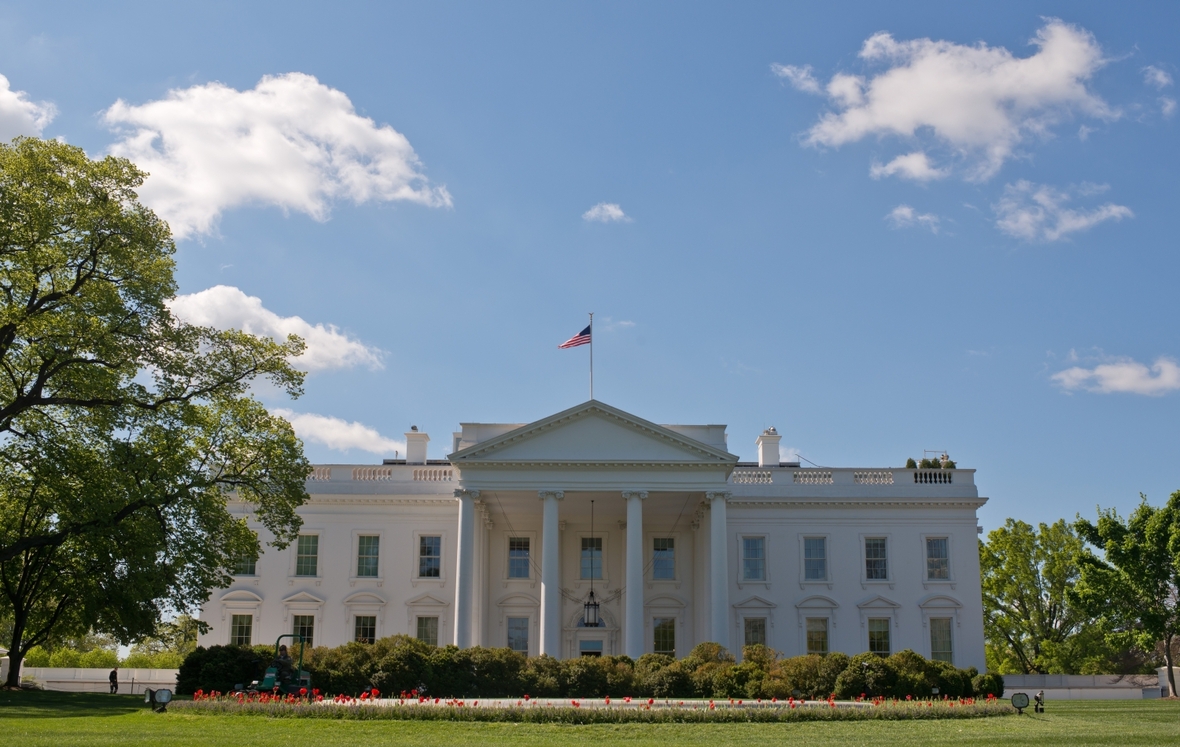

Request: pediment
left=449, top=400, right=737, bottom=467
left=918, top=594, right=962, bottom=609
left=221, top=590, right=263, bottom=603
left=497, top=593, right=539, bottom=607
left=734, top=595, right=777, bottom=610
left=282, top=591, right=325, bottom=606
left=795, top=595, right=839, bottom=610
left=857, top=594, right=901, bottom=610
left=343, top=592, right=386, bottom=606
left=406, top=593, right=449, bottom=607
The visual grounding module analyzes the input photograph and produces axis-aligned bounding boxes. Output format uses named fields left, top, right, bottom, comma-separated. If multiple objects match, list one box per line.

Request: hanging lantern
left=584, top=588, right=600, bottom=627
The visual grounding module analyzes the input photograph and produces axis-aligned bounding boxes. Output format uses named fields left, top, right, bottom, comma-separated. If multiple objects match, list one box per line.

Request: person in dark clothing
left=109, top=667, right=118, bottom=694
left=272, top=645, right=294, bottom=686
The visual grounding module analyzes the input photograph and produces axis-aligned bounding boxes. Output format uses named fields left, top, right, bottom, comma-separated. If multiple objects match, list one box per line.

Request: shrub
left=48, top=648, right=80, bottom=668
left=817, top=652, right=851, bottom=697
left=644, top=662, right=693, bottom=698
left=369, top=638, right=434, bottom=696
left=176, top=645, right=266, bottom=695
left=777, top=654, right=825, bottom=698
left=79, top=648, right=118, bottom=668
left=22, top=646, right=50, bottom=667
left=834, top=653, right=898, bottom=699
left=972, top=672, right=1004, bottom=698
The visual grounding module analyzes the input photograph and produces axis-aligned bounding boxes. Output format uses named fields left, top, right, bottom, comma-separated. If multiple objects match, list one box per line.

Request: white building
left=200, top=400, right=987, bottom=670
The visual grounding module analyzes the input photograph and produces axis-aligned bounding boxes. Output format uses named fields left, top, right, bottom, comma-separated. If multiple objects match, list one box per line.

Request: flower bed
left=173, top=689, right=1013, bottom=723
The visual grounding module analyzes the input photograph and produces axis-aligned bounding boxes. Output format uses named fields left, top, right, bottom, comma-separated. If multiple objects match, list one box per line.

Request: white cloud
left=273, top=409, right=405, bottom=455
left=168, top=285, right=383, bottom=371
left=0, top=73, right=55, bottom=141
left=780, top=445, right=801, bottom=464
left=771, top=63, right=821, bottom=94
left=795, top=20, right=1113, bottom=181
left=886, top=204, right=940, bottom=232
left=1052, top=356, right=1180, bottom=396
left=1161, top=97, right=1177, bottom=118
left=870, top=151, right=948, bottom=181
left=103, top=72, right=451, bottom=239
left=1143, top=65, right=1173, bottom=89
left=993, top=181, right=1132, bottom=241
left=582, top=202, right=631, bottom=222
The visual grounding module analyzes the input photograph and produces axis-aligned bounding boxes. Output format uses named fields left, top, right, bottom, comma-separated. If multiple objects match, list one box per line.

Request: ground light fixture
left=583, top=500, right=600, bottom=628
left=144, top=688, right=173, bottom=712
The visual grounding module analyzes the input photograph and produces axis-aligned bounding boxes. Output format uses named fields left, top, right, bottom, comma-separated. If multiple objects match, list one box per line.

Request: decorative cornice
left=621, top=490, right=649, bottom=501
left=452, top=460, right=734, bottom=470
left=727, top=498, right=988, bottom=509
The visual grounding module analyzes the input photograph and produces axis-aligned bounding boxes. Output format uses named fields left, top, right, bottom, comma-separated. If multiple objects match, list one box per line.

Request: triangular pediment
left=449, top=400, right=737, bottom=467
left=406, top=593, right=449, bottom=607
left=734, top=595, right=777, bottom=609
left=282, top=591, right=325, bottom=606
left=857, top=594, right=901, bottom=610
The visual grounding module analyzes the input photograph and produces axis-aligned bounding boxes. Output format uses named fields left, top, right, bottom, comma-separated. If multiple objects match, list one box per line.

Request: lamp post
left=584, top=500, right=600, bottom=627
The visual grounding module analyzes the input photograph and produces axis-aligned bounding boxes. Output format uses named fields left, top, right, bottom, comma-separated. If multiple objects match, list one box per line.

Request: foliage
left=971, top=671, right=1005, bottom=698
left=907, top=457, right=956, bottom=469
left=1072, top=491, right=1180, bottom=697
left=833, top=652, right=898, bottom=699
left=176, top=645, right=272, bottom=694
left=0, top=137, right=311, bottom=688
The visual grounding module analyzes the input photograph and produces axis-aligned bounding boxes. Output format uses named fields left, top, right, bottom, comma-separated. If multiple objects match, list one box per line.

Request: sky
left=0, top=1, right=1177, bottom=533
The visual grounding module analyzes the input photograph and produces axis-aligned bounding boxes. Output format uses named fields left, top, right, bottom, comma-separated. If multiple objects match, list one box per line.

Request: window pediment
left=918, top=594, right=962, bottom=609
left=857, top=594, right=901, bottom=610
left=734, top=595, right=777, bottom=610
left=221, top=590, right=263, bottom=604
left=795, top=594, right=839, bottom=610
left=343, top=592, right=386, bottom=606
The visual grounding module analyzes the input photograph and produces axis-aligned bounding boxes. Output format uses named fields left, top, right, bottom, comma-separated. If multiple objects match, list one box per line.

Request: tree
left=0, top=137, right=311, bottom=688
left=1072, top=492, right=1180, bottom=697
left=979, top=519, right=1110, bottom=674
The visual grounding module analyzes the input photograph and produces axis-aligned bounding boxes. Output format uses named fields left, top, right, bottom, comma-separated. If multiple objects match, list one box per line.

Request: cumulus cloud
left=273, top=409, right=405, bottom=455
left=1161, top=97, right=1177, bottom=118
left=782, top=20, right=1113, bottom=181
left=103, top=72, right=452, bottom=239
left=1052, top=356, right=1180, bottom=396
left=870, top=152, right=948, bottom=181
left=1143, top=65, right=1173, bottom=89
left=168, top=285, right=383, bottom=371
left=771, top=63, right=821, bottom=94
left=583, top=202, right=631, bottom=222
left=0, top=73, right=55, bottom=140
left=886, top=204, right=940, bottom=232
left=993, top=181, right=1132, bottom=241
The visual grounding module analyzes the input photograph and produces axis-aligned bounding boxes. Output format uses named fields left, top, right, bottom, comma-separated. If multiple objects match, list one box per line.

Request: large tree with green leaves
left=1072, top=492, right=1180, bottom=697
left=0, top=137, right=311, bottom=687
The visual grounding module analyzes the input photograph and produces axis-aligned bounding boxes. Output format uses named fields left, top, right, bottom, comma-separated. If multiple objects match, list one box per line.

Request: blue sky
left=1, top=2, right=1177, bottom=532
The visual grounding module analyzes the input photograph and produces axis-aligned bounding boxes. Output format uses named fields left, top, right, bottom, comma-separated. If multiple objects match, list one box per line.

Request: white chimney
left=756, top=427, right=781, bottom=468
left=405, top=426, right=429, bottom=464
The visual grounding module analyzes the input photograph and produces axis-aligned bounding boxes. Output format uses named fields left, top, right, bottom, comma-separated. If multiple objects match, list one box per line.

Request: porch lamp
left=584, top=500, right=601, bottom=627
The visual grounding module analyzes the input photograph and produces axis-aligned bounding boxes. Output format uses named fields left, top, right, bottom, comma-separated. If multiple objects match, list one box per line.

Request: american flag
left=558, top=324, right=592, bottom=349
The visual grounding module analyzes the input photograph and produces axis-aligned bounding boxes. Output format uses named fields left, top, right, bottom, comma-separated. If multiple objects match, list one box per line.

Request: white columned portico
left=453, top=488, right=479, bottom=648
left=538, top=490, right=564, bottom=657
left=707, top=490, right=731, bottom=647
left=622, top=490, right=648, bottom=659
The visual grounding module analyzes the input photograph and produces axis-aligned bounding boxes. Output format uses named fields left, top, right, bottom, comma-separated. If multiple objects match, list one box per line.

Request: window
left=653, top=617, right=676, bottom=656
left=508, top=537, right=530, bottom=579
left=742, top=537, right=766, bottom=581
left=507, top=617, right=529, bottom=653
left=292, top=615, right=315, bottom=648
left=806, top=618, right=829, bottom=654
left=357, top=535, right=380, bottom=578
left=868, top=618, right=891, bottom=656
left=653, top=538, right=675, bottom=580
left=419, top=536, right=441, bottom=578
left=804, top=537, right=826, bottom=581
left=295, top=535, right=318, bottom=577
left=579, top=640, right=604, bottom=657
left=744, top=617, right=767, bottom=647
left=233, top=554, right=256, bottom=576
left=865, top=537, right=888, bottom=580
left=230, top=614, right=253, bottom=646
left=581, top=537, right=602, bottom=580
left=926, top=538, right=950, bottom=580
left=355, top=615, right=376, bottom=644
left=416, top=616, right=439, bottom=647
left=930, top=618, right=954, bottom=663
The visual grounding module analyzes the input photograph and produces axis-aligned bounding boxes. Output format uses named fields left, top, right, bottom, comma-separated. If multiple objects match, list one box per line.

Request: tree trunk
left=4, top=615, right=25, bottom=689
left=1166, top=634, right=1176, bottom=698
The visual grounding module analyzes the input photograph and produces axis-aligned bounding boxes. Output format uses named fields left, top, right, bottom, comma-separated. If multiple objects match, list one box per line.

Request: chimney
left=405, top=425, right=429, bottom=464
left=756, top=427, right=781, bottom=468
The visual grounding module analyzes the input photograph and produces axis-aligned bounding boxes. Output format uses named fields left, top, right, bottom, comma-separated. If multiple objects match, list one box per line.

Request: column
left=539, top=490, right=564, bottom=657
left=622, top=490, right=648, bottom=660
left=707, top=491, right=731, bottom=647
left=453, top=489, right=479, bottom=648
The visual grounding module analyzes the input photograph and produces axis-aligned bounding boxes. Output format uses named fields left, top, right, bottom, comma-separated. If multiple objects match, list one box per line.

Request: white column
left=707, top=491, right=731, bottom=648
left=622, top=490, right=648, bottom=660
left=539, top=490, right=564, bottom=657
left=453, top=488, right=479, bottom=648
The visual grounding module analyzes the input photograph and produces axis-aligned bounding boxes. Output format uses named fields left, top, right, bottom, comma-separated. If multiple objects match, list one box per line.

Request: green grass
left=1, top=691, right=1178, bottom=746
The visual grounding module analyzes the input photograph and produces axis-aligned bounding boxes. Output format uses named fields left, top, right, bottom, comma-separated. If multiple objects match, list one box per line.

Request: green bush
left=79, top=648, right=118, bottom=668
left=176, top=645, right=267, bottom=694
left=22, top=646, right=50, bottom=667
left=834, top=652, right=898, bottom=699
left=48, top=648, right=80, bottom=668
left=972, top=671, right=1004, bottom=698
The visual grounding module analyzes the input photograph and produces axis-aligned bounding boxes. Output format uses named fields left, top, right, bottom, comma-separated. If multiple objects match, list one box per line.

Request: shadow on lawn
left=0, top=690, right=159, bottom=718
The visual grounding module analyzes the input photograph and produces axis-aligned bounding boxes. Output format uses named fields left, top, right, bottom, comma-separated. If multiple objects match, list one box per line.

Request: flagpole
left=588, top=312, right=594, bottom=400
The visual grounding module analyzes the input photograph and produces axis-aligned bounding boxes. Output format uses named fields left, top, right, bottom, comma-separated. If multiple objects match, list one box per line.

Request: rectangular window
left=930, top=618, right=954, bottom=663
left=295, top=534, right=319, bottom=577
left=652, top=538, right=675, bottom=580
left=653, top=617, right=676, bottom=656
left=233, top=553, right=257, bottom=576
left=357, top=535, right=380, bottom=578
left=292, top=615, right=315, bottom=649
left=354, top=615, right=376, bottom=644
left=506, top=617, right=529, bottom=653
left=804, top=537, right=826, bottom=581
left=581, top=537, right=603, bottom=580
left=868, top=618, right=891, bottom=656
left=926, top=538, right=950, bottom=580
left=579, top=640, right=604, bottom=657
left=742, top=537, right=766, bottom=581
left=418, top=536, right=441, bottom=578
left=416, top=616, right=439, bottom=647
left=744, top=617, right=767, bottom=647
left=508, top=537, right=530, bottom=579
left=806, top=617, right=829, bottom=654
left=230, top=614, right=253, bottom=646
left=865, top=537, right=888, bottom=580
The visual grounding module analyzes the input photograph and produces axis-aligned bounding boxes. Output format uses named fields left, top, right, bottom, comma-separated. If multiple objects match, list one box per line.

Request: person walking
left=109, top=667, right=118, bottom=694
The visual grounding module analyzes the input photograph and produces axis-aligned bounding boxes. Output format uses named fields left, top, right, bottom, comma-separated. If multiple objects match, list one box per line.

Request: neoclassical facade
left=200, top=400, right=988, bottom=669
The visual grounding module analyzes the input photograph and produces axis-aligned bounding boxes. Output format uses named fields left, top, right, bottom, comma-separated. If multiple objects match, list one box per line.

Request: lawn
left=1, top=691, right=1177, bottom=746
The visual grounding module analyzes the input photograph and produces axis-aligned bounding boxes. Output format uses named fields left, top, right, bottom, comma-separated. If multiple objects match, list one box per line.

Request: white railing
left=413, top=468, right=453, bottom=482
left=793, top=470, right=833, bottom=485
left=854, top=470, right=894, bottom=485
left=308, top=466, right=333, bottom=481
left=913, top=470, right=952, bottom=484
left=731, top=469, right=773, bottom=485
left=352, top=467, right=393, bottom=481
